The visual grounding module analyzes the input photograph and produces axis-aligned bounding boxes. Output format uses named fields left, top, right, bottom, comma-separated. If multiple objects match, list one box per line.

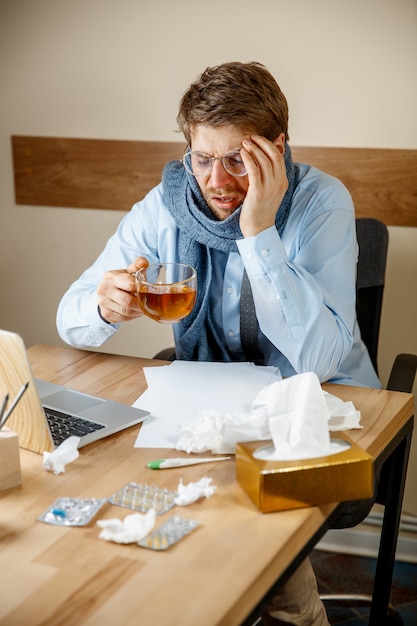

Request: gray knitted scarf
left=162, top=142, right=299, bottom=362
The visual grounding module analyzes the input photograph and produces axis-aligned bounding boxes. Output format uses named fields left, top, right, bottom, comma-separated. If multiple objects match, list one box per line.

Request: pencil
left=0, top=393, right=9, bottom=424
left=0, top=382, right=29, bottom=430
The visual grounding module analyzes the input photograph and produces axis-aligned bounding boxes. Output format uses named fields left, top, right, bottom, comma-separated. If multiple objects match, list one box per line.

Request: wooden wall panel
left=12, top=136, right=185, bottom=211
left=11, top=135, right=417, bottom=226
left=292, top=146, right=417, bottom=227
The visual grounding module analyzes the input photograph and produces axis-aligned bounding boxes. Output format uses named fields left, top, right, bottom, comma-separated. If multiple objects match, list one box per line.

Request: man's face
left=189, top=125, right=250, bottom=221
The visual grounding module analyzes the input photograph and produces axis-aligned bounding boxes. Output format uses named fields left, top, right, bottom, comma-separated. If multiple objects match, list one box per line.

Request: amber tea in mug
left=135, top=263, right=197, bottom=323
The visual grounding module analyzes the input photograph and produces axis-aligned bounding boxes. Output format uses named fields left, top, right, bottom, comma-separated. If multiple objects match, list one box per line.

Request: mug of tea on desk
left=135, top=263, right=197, bottom=323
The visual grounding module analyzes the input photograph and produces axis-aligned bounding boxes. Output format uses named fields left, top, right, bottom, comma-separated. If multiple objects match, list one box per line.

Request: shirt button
left=261, top=249, right=269, bottom=257
left=246, top=253, right=254, bottom=261
left=228, top=330, right=235, bottom=337
left=226, top=286, right=234, bottom=295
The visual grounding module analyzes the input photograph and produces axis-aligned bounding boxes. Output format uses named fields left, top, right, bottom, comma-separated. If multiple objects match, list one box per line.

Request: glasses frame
left=181, top=149, right=247, bottom=178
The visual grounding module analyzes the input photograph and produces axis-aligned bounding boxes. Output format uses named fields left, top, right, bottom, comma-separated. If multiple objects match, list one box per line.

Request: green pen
left=147, top=456, right=231, bottom=469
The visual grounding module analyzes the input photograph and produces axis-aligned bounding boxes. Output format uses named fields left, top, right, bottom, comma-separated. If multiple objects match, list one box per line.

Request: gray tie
left=240, top=270, right=263, bottom=364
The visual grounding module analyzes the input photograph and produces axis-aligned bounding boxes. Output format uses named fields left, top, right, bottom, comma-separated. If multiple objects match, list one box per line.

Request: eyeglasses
left=181, top=150, right=247, bottom=177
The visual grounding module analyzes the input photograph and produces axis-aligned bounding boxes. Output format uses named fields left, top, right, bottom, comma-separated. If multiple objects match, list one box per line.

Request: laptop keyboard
left=44, top=407, right=105, bottom=447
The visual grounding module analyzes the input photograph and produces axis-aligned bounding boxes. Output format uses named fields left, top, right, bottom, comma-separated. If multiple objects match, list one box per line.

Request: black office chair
left=153, top=346, right=176, bottom=361
left=355, top=217, right=388, bottom=374
left=319, top=218, right=417, bottom=625
left=354, top=218, right=416, bottom=394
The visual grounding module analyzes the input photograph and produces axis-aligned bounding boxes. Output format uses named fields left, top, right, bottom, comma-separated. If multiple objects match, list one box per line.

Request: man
left=57, top=62, right=380, bottom=625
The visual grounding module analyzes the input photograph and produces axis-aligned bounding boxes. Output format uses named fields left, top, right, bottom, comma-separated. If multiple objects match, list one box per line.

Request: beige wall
left=1, top=0, right=416, bottom=511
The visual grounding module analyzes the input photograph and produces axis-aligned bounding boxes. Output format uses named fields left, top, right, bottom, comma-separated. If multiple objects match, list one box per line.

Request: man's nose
left=209, top=158, right=233, bottom=187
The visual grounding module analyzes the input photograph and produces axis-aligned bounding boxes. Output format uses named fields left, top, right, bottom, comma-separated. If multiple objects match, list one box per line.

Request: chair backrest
left=355, top=218, right=389, bottom=374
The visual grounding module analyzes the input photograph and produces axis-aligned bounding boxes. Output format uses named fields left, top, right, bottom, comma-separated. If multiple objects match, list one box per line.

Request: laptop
left=0, top=329, right=149, bottom=453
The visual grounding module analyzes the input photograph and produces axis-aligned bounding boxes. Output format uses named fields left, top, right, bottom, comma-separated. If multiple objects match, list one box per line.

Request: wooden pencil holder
left=0, top=428, right=22, bottom=490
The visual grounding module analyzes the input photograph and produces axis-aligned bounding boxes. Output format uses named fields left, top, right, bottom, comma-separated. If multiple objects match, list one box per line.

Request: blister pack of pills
left=108, top=482, right=177, bottom=515
left=138, top=515, right=199, bottom=550
left=38, top=497, right=107, bottom=526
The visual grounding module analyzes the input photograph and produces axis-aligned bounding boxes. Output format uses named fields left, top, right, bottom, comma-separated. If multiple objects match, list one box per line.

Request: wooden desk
left=0, top=345, right=414, bottom=626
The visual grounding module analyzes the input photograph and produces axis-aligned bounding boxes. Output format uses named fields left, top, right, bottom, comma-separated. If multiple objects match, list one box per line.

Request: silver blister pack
left=108, top=482, right=177, bottom=515
left=38, top=497, right=107, bottom=526
left=138, top=515, right=199, bottom=550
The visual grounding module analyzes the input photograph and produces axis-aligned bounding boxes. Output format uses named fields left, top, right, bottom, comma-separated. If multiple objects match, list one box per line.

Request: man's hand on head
left=239, top=134, right=288, bottom=238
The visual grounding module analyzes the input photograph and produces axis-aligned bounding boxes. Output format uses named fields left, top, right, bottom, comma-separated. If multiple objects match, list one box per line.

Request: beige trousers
left=262, top=557, right=330, bottom=626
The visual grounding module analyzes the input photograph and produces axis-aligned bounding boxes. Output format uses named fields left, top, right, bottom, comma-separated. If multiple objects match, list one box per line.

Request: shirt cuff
left=237, top=226, right=288, bottom=276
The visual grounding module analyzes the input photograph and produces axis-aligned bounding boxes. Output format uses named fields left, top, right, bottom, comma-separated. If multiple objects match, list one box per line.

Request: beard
left=202, top=185, right=246, bottom=221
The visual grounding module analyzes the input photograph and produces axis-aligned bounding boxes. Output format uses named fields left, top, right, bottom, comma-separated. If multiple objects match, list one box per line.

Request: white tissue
left=259, top=372, right=332, bottom=460
left=174, top=477, right=217, bottom=505
left=325, top=392, right=362, bottom=430
left=176, top=406, right=271, bottom=454
left=175, top=371, right=361, bottom=458
left=42, top=436, right=80, bottom=474
left=97, top=509, right=156, bottom=544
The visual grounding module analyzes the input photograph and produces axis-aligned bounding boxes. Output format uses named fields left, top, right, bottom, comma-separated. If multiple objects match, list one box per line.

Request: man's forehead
left=189, top=124, right=252, bottom=150
left=190, top=123, right=253, bottom=136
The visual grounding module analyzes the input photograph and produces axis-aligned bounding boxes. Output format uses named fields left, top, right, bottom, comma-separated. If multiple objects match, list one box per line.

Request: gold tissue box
left=236, top=433, right=373, bottom=513
left=0, top=429, right=22, bottom=490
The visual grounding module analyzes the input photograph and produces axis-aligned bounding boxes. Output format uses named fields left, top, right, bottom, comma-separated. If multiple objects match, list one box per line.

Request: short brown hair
left=177, top=61, right=289, bottom=144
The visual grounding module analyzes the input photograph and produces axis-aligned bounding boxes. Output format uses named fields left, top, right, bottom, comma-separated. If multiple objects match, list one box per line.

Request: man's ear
left=274, top=132, right=286, bottom=155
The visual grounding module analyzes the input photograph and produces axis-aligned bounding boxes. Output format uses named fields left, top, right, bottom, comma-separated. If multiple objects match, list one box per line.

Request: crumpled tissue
left=97, top=509, right=156, bottom=544
left=176, top=405, right=271, bottom=455
left=176, top=372, right=361, bottom=458
left=43, top=436, right=80, bottom=474
left=325, top=392, right=361, bottom=431
left=174, top=477, right=217, bottom=505
left=256, top=372, right=334, bottom=460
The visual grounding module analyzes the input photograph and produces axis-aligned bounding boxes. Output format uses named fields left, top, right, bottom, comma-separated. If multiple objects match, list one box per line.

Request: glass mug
left=135, top=263, right=197, bottom=323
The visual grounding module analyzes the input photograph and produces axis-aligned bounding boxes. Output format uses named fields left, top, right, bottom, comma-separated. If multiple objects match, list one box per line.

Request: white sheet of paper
left=133, top=361, right=280, bottom=449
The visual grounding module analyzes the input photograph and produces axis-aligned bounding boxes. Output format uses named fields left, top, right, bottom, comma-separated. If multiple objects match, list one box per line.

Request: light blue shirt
left=56, top=162, right=381, bottom=389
